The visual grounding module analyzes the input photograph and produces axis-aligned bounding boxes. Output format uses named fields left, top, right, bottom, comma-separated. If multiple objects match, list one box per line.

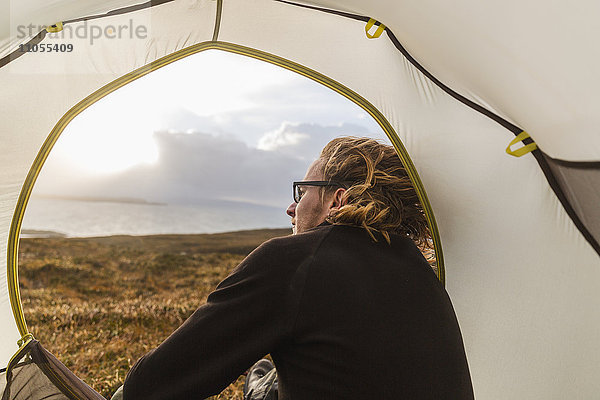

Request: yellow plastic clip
left=16, top=333, right=34, bottom=347
left=506, top=131, right=537, bottom=157
left=365, top=18, right=386, bottom=39
left=46, top=22, right=63, bottom=33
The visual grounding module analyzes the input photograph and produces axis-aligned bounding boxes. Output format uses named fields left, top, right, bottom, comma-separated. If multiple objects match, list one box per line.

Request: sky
left=33, top=50, right=390, bottom=210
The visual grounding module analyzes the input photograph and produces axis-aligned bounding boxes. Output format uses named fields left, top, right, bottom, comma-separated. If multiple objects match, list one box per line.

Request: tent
left=1, top=0, right=599, bottom=398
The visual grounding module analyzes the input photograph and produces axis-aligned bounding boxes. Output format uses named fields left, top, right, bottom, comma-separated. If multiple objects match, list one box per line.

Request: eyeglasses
left=293, top=180, right=347, bottom=203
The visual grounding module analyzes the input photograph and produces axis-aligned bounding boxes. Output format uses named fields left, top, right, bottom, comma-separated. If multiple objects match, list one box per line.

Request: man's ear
left=330, top=188, right=347, bottom=209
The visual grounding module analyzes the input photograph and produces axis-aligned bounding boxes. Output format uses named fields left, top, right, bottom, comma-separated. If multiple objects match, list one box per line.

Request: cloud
left=34, top=121, right=390, bottom=210
left=257, top=121, right=372, bottom=161
left=70, top=131, right=308, bottom=208
left=154, top=78, right=386, bottom=148
left=258, top=124, right=310, bottom=151
left=26, top=51, right=397, bottom=234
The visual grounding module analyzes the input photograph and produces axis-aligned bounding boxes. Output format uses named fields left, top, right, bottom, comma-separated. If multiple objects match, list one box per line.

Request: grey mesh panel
left=2, top=341, right=105, bottom=400
left=543, top=153, right=600, bottom=249
left=2, top=361, right=67, bottom=400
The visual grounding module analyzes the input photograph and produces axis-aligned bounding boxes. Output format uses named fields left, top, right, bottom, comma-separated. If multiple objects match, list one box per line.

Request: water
left=21, top=197, right=291, bottom=238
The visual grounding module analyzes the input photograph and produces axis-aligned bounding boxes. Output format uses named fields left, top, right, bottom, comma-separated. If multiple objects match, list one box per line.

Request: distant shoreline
left=20, top=227, right=291, bottom=240
left=31, top=193, right=166, bottom=206
left=21, top=229, right=67, bottom=238
left=18, top=226, right=290, bottom=397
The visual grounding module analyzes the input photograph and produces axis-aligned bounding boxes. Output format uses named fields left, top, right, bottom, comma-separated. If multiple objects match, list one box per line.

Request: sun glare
left=50, top=50, right=297, bottom=176
left=56, top=102, right=160, bottom=175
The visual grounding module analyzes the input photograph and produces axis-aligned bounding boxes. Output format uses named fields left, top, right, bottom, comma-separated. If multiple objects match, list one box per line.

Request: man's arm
left=122, top=239, right=300, bottom=400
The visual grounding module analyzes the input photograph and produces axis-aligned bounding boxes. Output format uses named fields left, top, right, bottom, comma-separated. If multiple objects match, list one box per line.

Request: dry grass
left=18, top=228, right=435, bottom=399
left=18, top=229, right=290, bottom=399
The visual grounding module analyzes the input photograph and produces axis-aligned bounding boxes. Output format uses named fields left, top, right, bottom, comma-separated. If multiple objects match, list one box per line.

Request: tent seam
left=274, top=0, right=370, bottom=22
left=6, top=41, right=446, bottom=352
left=270, top=0, right=600, bottom=259
left=0, top=0, right=176, bottom=70
left=212, top=0, right=223, bottom=41
left=62, top=0, right=175, bottom=24
left=542, top=156, right=600, bottom=168
left=382, top=30, right=600, bottom=257
left=6, top=41, right=445, bottom=285
left=0, top=31, right=47, bottom=70
left=384, top=30, right=523, bottom=134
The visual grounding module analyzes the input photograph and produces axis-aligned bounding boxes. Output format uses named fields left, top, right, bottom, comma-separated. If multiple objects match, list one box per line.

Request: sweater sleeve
left=123, top=239, right=300, bottom=400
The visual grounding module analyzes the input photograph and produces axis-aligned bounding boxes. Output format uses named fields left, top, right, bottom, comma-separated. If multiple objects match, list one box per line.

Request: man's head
left=286, top=158, right=347, bottom=235
left=286, top=136, right=430, bottom=245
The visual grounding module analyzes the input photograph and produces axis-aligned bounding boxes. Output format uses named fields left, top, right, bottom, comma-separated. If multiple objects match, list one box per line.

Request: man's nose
left=286, top=202, right=296, bottom=217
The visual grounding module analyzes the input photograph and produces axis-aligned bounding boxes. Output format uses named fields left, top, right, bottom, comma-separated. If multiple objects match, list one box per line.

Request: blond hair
left=318, top=137, right=430, bottom=246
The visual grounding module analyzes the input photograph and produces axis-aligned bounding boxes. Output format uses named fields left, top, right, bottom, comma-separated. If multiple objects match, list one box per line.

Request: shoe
left=243, top=359, right=278, bottom=400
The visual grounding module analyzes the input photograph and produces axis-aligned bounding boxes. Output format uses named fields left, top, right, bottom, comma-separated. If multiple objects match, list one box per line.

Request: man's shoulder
left=257, top=224, right=335, bottom=255
left=226, top=225, right=335, bottom=283
left=245, top=223, right=416, bottom=268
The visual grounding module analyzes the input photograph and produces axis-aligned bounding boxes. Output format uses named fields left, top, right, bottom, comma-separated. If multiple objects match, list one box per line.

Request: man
left=122, top=137, right=474, bottom=399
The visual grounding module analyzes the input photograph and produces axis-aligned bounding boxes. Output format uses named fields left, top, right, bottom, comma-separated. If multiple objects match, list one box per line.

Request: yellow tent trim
left=7, top=40, right=445, bottom=341
left=6, top=335, right=33, bottom=370
left=212, top=0, right=223, bottom=42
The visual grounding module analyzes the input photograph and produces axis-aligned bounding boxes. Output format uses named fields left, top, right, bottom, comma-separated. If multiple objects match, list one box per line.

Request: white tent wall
left=1, top=0, right=599, bottom=398
left=0, top=0, right=145, bottom=58
left=299, top=0, right=600, bottom=161
left=0, top=0, right=216, bottom=368
left=219, top=1, right=600, bottom=398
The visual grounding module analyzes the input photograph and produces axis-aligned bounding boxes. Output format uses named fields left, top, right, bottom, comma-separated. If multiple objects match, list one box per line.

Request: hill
left=19, top=228, right=290, bottom=399
left=18, top=227, right=434, bottom=398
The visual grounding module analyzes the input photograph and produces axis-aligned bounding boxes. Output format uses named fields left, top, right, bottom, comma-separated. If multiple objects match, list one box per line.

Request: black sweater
left=123, top=224, right=474, bottom=399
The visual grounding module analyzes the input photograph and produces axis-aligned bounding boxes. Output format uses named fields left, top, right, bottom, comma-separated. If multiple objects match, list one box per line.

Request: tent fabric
left=293, top=0, right=600, bottom=161
left=1, top=0, right=600, bottom=399
left=1, top=340, right=105, bottom=400
left=0, top=0, right=149, bottom=58
left=272, top=1, right=600, bottom=257
left=542, top=155, right=600, bottom=252
left=0, top=0, right=217, bottom=366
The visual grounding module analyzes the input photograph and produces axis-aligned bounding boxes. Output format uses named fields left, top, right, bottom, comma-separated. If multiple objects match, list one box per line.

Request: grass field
left=18, top=228, right=435, bottom=399
left=18, top=229, right=290, bottom=399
